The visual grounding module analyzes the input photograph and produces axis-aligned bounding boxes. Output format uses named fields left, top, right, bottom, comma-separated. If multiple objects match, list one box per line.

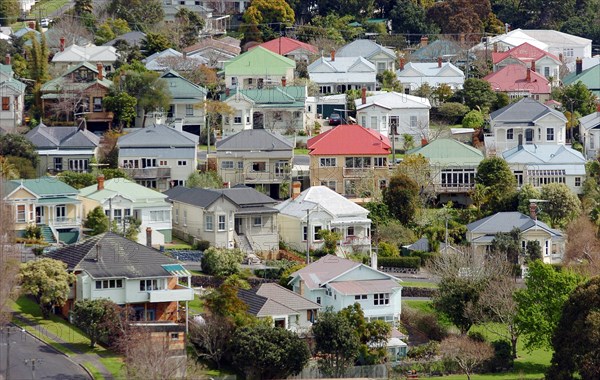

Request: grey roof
left=45, top=232, right=182, bottom=278
left=238, top=283, right=320, bottom=317
left=164, top=186, right=278, bottom=209
left=337, top=39, right=396, bottom=60
left=490, top=98, right=567, bottom=125
left=466, top=211, right=562, bottom=237
left=26, top=124, right=100, bottom=149
left=580, top=112, right=600, bottom=131
left=117, top=124, right=198, bottom=148
left=291, top=255, right=362, bottom=289
left=216, top=129, right=293, bottom=153
left=404, top=237, right=451, bottom=253
left=238, top=288, right=298, bottom=317
left=103, top=31, right=147, bottom=46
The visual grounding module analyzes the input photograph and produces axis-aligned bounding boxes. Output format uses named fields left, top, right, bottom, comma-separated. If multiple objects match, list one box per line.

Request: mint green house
left=223, top=46, right=296, bottom=90
left=563, top=65, right=600, bottom=97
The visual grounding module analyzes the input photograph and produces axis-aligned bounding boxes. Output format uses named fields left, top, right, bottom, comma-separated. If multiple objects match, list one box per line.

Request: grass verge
left=82, top=362, right=104, bottom=380
left=401, top=280, right=438, bottom=288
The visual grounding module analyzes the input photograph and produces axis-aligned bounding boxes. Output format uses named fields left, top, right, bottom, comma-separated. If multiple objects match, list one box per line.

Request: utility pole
left=306, top=208, right=310, bottom=264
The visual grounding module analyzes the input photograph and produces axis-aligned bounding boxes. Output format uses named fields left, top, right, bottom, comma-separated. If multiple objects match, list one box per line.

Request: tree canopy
left=72, top=299, right=124, bottom=348
left=201, top=247, right=245, bottom=277
left=540, top=183, right=581, bottom=228
left=84, top=206, right=109, bottom=236
left=475, top=157, right=517, bottom=213
left=383, top=173, right=420, bottom=224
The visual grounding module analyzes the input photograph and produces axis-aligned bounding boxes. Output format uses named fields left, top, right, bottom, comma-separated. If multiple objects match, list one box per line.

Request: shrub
left=484, top=340, right=514, bottom=372
left=378, top=241, right=400, bottom=257
left=468, top=331, right=486, bottom=342
left=378, top=256, right=421, bottom=269
left=407, top=341, right=440, bottom=360
left=24, top=224, right=42, bottom=240
left=414, top=312, right=448, bottom=341
left=193, top=240, right=210, bottom=251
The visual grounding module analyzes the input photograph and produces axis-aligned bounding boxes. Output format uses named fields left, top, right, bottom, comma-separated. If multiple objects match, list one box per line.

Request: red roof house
left=250, top=37, right=318, bottom=62
left=492, top=42, right=562, bottom=84
left=308, top=124, right=391, bottom=155
left=484, top=64, right=551, bottom=102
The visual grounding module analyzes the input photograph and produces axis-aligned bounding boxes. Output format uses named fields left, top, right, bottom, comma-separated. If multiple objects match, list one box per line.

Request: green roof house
left=563, top=63, right=600, bottom=97
left=79, top=177, right=172, bottom=246
left=408, top=138, right=484, bottom=205
left=223, top=46, right=296, bottom=90
left=2, top=177, right=82, bottom=244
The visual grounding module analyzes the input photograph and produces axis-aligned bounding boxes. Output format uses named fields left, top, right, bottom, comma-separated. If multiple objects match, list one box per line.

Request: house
left=563, top=60, right=600, bottom=97
left=2, top=177, right=82, bottom=244
left=238, top=283, right=320, bottom=333
left=223, top=47, right=295, bottom=90
left=288, top=255, right=402, bottom=323
left=336, top=39, right=396, bottom=74
left=492, top=43, right=561, bottom=84
left=0, top=57, right=26, bottom=132
left=250, top=37, right=317, bottom=63
left=396, top=59, right=465, bottom=92
left=501, top=144, right=586, bottom=194
left=483, top=64, right=551, bottom=102
left=355, top=90, right=431, bottom=144
left=164, top=186, right=279, bottom=253
left=472, top=29, right=549, bottom=53
left=51, top=44, right=119, bottom=74
left=518, top=29, right=592, bottom=63
left=221, top=86, right=310, bottom=134
left=485, top=98, right=567, bottom=155
left=579, top=108, right=600, bottom=159
left=133, top=70, right=207, bottom=130
left=183, top=37, right=241, bottom=69
left=466, top=211, right=565, bottom=264
left=40, top=62, right=113, bottom=130
left=566, top=56, right=600, bottom=73
left=25, top=123, right=100, bottom=176
left=215, top=129, right=293, bottom=199
left=142, top=48, right=208, bottom=72
left=42, top=33, right=92, bottom=55
left=45, top=232, right=193, bottom=353
left=162, top=0, right=229, bottom=35
left=308, top=53, right=377, bottom=94
left=406, top=138, right=484, bottom=205
left=118, top=124, right=198, bottom=190
left=103, top=31, right=147, bottom=47
left=13, top=27, right=39, bottom=39
left=409, top=39, right=467, bottom=63
left=275, top=186, right=372, bottom=254
left=79, top=177, right=173, bottom=246
left=308, top=124, right=391, bottom=198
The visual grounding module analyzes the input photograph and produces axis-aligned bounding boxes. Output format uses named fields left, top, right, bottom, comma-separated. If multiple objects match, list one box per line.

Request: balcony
left=124, top=167, right=171, bottom=180
left=148, top=285, right=194, bottom=303
left=433, top=183, right=476, bottom=193
left=343, top=167, right=372, bottom=177
left=50, top=217, right=82, bottom=227
left=242, top=171, right=289, bottom=184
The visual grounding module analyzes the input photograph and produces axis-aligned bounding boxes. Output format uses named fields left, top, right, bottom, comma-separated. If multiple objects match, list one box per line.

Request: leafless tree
left=47, top=16, right=94, bottom=53
left=426, top=246, right=509, bottom=282
left=0, top=176, right=21, bottom=327
left=188, top=314, right=234, bottom=369
left=440, top=335, right=494, bottom=380
left=45, top=84, right=88, bottom=124
left=564, top=215, right=600, bottom=276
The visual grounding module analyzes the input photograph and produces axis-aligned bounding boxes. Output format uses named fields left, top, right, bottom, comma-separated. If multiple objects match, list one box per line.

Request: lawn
left=401, top=280, right=438, bottom=288
left=294, top=148, right=309, bottom=155
left=188, top=294, right=204, bottom=315
left=27, top=0, right=70, bottom=17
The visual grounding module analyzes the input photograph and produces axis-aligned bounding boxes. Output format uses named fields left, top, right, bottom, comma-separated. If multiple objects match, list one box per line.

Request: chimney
left=437, top=56, right=442, bottom=68
left=330, top=50, right=335, bottom=61
left=4, top=54, right=10, bottom=65
left=361, top=87, right=367, bottom=105
left=97, top=175, right=105, bottom=191
left=493, top=42, right=498, bottom=53
left=226, top=88, right=230, bottom=96
left=576, top=58, right=583, bottom=75
left=459, top=33, right=465, bottom=44
left=97, top=63, right=103, bottom=80
left=559, top=53, right=563, bottom=62
left=420, top=36, right=428, bottom=47
left=146, top=227, right=152, bottom=247
left=529, top=203, right=537, bottom=221
left=298, top=279, right=304, bottom=295
left=282, top=77, right=287, bottom=87
left=59, top=37, right=65, bottom=52
left=597, top=103, right=600, bottom=112
left=526, top=68, right=531, bottom=82
left=399, top=58, right=405, bottom=70
left=28, top=21, right=35, bottom=29
left=223, top=182, right=231, bottom=188
left=421, top=137, right=428, bottom=146
left=292, top=181, right=301, bottom=199
left=531, top=60, right=536, bottom=73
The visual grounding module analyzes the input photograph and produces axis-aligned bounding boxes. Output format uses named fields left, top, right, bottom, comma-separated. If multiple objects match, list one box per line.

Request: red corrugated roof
left=251, top=37, right=318, bottom=56
left=308, top=124, right=391, bottom=155
left=484, top=64, right=551, bottom=94
left=492, top=42, right=560, bottom=64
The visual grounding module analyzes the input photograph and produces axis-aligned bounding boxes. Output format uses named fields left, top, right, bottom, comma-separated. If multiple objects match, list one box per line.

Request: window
left=370, top=116, right=378, bottom=129
left=377, top=62, right=386, bottom=73
left=345, top=157, right=371, bottom=168
left=183, top=210, right=187, bottom=226
left=253, top=216, right=262, bottom=226
left=113, top=209, right=122, bottom=223
left=93, top=97, right=103, bottom=112
left=374, top=293, right=390, bottom=305
left=141, top=158, right=157, bottom=168
left=16, top=205, right=26, bottom=223
left=507, top=128, right=514, bottom=140
left=234, top=116, right=242, bottom=124
left=591, top=133, right=595, bottom=149
left=575, top=177, right=582, bottom=187
left=355, top=295, right=361, bottom=300
left=54, top=157, right=63, bottom=171
left=68, top=159, right=88, bottom=172
left=252, top=162, right=266, bottom=172
left=246, top=115, right=250, bottom=123
left=139, top=279, right=161, bottom=291
left=273, top=112, right=282, bottom=121
left=361, top=115, right=367, bottom=127
left=545, top=240, right=549, bottom=256
left=159, top=160, right=167, bottom=166
left=544, top=67, right=550, bottom=77
left=221, top=161, right=234, bottom=169
left=174, top=209, right=179, bottom=224
left=1, top=97, right=9, bottom=111
left=319, top=158, right=336, bottom=167
left=95, top=279, right=123, bottom=289
left=410, top=116, right=418, bottom=128
left=205, top=215, right=213, bottom=231
left=231, top=77, right=237, bottom=86
left=374, top=157, right=387, bottom=167
left=316, top=297, right=321, bottom=304
left=347, top=226, right=355, bottom=236
left=218, top=215, right=226, bottom=231
left=150, top=210, right=169, bottom=222
left=563, top=48, right=573, bottom=57
left=547, top=128, right=555, bottom=141
left=170, top=333, right=179, bottom=340
left=313, top=226, right=322, bottom=241
left=177, top=160, right=187, bottom=166
left=320, top=180, right=336, bottom=191
left=237, top=161, right=244, bottom=170
left=389, top=116, right=399, bottom=135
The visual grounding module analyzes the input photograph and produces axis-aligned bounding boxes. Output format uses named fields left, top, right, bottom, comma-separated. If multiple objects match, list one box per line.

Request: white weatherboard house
left=579, top=110, right=600, bottom=159
left=0, top=60, right=26, bottom=132
left=308, top=53, right=377, bottom=94
left=289, top=255, right=403, bottom=323
left=336, top=39, right=397, bottom=74
left=396, top=60, right=465, bottom=92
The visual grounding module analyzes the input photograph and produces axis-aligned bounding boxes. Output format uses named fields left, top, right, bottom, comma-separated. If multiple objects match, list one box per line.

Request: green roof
left=79, top=178, right=167, bottom=203
left=7, top=177, right=79, bottom=197
left=408, top=138, right=484, bottom=166
left=563, top=65, right=600, bottom=96
left=223, top=46, right=295, bottom=76
left=161, top=70, right=207, bottom=100
left=36, top=196, right=80, bottom=204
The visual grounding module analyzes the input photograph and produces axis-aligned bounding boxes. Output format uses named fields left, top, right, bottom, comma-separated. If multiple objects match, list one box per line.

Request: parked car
left=328, top=113, right=342, bottom=126
left=40, top=18, right=51, bottom=27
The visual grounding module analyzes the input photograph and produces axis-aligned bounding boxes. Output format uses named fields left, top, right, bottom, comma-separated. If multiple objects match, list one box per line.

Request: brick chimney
left=4, top=54, right=10, bottom=65
left=493, top=43, right=498, bottom=53
left=597, top=103, right=600, bottom=112
left=281, top=77, right=287, bottom=87
left=97, top=63, right=103, bottom=80
left=292, top=181, right=301, bottom=199
left=531, top=60, right=536, bottom=73
left=529, top=202, right=537, bottom=221
left=437, top=56, right=442, bottom=68
left=399, top=58, right=405, bottom=70
left=146, top=227, right=152, bottom=247
left=97, top=175, right=105, bottom=191
left=361, top=86, right=367, bottom=105
left=559, top=53, right=563, bottom=62
left=420, top=36, right=428, bottom=47
left=59, top=37, right=65, bottom=52
left=330, top=50, right=335, bottom=62
left=28, top=21, right=35, bottom=30
left=526, top=68, right=531, bottom=82
left=225, top=88, right=230, bottom=96
left=576, top=58, right=583, bottom=75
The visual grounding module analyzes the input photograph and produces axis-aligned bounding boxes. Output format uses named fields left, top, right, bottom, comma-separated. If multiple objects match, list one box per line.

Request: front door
left=235, top=218, right=243, bottom=235
left=56, top=205, right=66, bottom=223
left=35, top=206, right=44, bottom=224
left=525, top=128, right=534, bottom=143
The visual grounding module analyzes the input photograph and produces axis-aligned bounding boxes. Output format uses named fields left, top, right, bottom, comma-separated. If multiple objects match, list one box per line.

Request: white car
left=40, top=18, right=51, bottom=27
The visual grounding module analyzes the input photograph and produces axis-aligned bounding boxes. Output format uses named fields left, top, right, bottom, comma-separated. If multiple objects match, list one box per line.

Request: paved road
left=0, top=327, right=90, bottom=380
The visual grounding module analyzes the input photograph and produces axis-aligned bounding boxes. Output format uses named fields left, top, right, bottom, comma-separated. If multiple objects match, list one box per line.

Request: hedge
left=378, top=256, right=422, bottom=269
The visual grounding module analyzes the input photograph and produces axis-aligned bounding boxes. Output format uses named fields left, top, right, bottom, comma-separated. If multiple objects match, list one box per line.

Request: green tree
left=103, top=91, right=137, bottom=130
left=175, top=8, right=205, bottom=48
left=461, top=78, right=496, bottom=111
left=201, top=247, right=245, bottom=277
left=230, top=323, right=310, bottom=379
left=317, top=229, right=342, bottom=255
left=390, top=0, right=439, bottom=37
left=0, top=133, right=39, bottom=167
left=72, top=299, right=122, bottom=347
left=517, top=184, right=541, bottom=215
left=515, top=260, right=583, bottom=351
left=433, top=84, right=454, bottom=104
left=525, top=240, right=542, bottom=262
left=383, top=173, right=420, bottom=224
left=555, top=81, right=597, bottom=117
left=120, top=70, right=171, bottom=127
left=57, top=171, right=96, bottom=189
left=378, top=70, right=403, bottom=92
left=186, top=171, right=223, bottom=189
left=95, top=23, right=116, bottom=45
left=5, top=156, right=36, bottom=179
left=339, top=303, right=391, bottom=364
left=540, top=183, right=581, bottom=228
left=313, top=308, right=361, bottom=378
left=0, top=156, right=19, bottom=180
left=74, top=0, right=93, bottom=15
left=19, top=258, right=76, bottom=318
left=84, top=206, right=109, bottom=236
left=490, top=227, right=522, bottom=264
left=548, top=276, right=600, bottom=380
left=434, top=276, right=486, bottom=334
left=244, top=0, right=295, bottom=26
left=437, top=102, right=469, bottom=124
left=141, top=32, right=172, bottom=56
left=462, top=110, right=485, bottom=128
left=476, top=157, right=517, bottom=213
left=0, top=0, right=20, bottom=24
left=107, top=0, right=164, bottom=31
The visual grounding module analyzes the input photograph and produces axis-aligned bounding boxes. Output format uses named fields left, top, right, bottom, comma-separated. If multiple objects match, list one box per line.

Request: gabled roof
left=25, top=123, right=100, bottom=149
left=79, top=179, right=167, bottom=204
left=13, top=27, right=39, bottom=38
left=355, top=91, right=431, bottom=111
left=0, top=64, right=26, bottom=93
left=520, top=29, right=592, bottom=49
left=238, top=283, right=321, bottom=317
left=467, top=211, right=562, bottom=237
left=103, top=31, right=147, bottom=46
left=472, top=29, right=548, bottom=51
left=216, top=129, right=293, bottom=152
left=223, top=46, right=295, bottom=76
left=52, top=44, right=118, bottom=63
left=396, top=61, right=464, bottom=77
left=3, top=177, right=78, bottom=199
left=490, top=98, right=567, bottom=124
left=275, top=186, right=370, bottom=220
left=410, top=39, right=464, bottom=61
left=117, top=124, right=197, bottom=148
left=328, top=279, right=401, bottom=295
left=492, top=42, right=560, bottom=65
left=160, top=70, right=207, bottom=99
left=143, top=48, right=208, bottom=71
left=307, top=124, right=390, bottom=155
left=164, top=186, right=278, bottom=209
left=337, top=39, right=395, bottom=60
left=45, top=232, right=183, bottom=278
left=407, top=138, right=483, bottom=166
left=563, top=64, right=600, bottom=95
left=41, top=62, right=113, bottom=93
left=502, top=144, right=586, bottom=167
left=250, top=37, right=317, bottom=56
left=484, top=64, right=550, bottom=95
left=308, top=56, right=377, bottom=84
left=183, top=37, right=241, bottom=56
left=223, top=86, right=306, bottom=107
left=580, top=111, right=600, bottom=131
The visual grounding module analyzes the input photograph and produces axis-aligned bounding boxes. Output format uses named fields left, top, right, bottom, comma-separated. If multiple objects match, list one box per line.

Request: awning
left=37, top=197, right=80, bottom=204
left=162, top=264, right=191, bottom=277
left=330, top=218, right=371, bottom=226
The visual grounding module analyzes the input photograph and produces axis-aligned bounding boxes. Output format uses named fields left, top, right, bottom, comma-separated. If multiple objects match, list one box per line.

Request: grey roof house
left=336, top=39, right=396, bottom=73
left=0, top=59, right=27, bottom=132
left=578, top=109, right=600, bottom=159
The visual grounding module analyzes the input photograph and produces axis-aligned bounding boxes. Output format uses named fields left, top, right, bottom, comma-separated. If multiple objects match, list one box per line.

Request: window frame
left=205, top=214, right=214, bottom=231
left=217, top=215, right=226, bottom=231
